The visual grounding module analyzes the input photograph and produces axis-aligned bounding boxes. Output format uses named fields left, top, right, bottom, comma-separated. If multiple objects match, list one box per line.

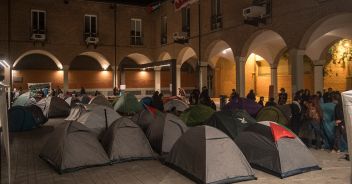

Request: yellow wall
left=324, top=60, right=350, bottom=92
left=213, top=57, right=236, bottom=97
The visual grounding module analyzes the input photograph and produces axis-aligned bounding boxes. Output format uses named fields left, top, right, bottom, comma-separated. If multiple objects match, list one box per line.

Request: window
left=182, top=7, right=190, bottom=36
left=161, top=16, right=167, bottom=45
left=31, top=10, right=46, bottom=34
left=211, top=0, right=222, bottom=30
left=131, top=18, right=143, bottom=45
left=84, top=15, right=97, bottom=37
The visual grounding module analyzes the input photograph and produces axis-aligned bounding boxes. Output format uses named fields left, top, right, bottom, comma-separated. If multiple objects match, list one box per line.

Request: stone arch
left=241, top=29, right=288, bottom=65
left=300, top=13, right=352, bottom=61
left=205, top=40, right=235, bottom=68
left=158, top=52, right=172, bottom=61
left=13, top=50, right=63, bottom=70
left=176, top=47, right=198, bottom=66
left=78, top=52, right=110, bottom=70
left=126, top=53, right=152, bottom=64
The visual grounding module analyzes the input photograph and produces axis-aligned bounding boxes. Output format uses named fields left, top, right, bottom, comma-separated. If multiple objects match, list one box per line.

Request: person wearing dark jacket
left=258, top=96, right=264, bottom=107
left=265, top=97, right=277, bottom=107
left=246, top=90, right=256, bottom=101
left=278, top=88, right=288, bottom=105
left=151, top=91, right=164, bottom=111
left=333, top=93, right=347, bottom=152
left=190, top=87, right=200, bottom=105
left=290, top=96, right=302, bottom=135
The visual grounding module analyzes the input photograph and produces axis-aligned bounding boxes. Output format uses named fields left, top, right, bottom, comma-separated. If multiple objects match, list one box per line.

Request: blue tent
left=8, top=105, right=47, bottom=132
left=321, top=103, right=336, bottom=149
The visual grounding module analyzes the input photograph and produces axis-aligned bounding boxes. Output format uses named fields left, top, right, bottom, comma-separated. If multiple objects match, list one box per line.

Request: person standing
left=246, top=89, right=256, bottom=101
left=190, top=87, right=200, bottom=105
left=304, top=96, right=324, bottom=149
left=278, top=88, right=288, bottom=105
left=333, top=93, right=347, bottom=152
left=258, top=96, right=265, bottom=107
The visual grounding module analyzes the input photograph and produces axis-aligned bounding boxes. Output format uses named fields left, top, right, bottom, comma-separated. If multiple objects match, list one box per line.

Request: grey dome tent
left=165, top=126, right=256, bottom=184
left=146, top=113, right=188, bottom=154
left=41, top=96, right=71, bottom=118
left=114, top=93, right=143, bottom=115
left=235, top=121, right=320, bottom=178
left=8, top=105, right=47, bottom=132
left=256, top=106, right=289, bottom=126
left=101, top=117, right=155, bottom=162
left=76, top=105, right=121, bottom=135
left=205, top=109, right=257, bottom=140
left=39, top=122, right=110, bottom=173
left=134, top=105, right=165, bottom=132
left=89, top=95, right=112, bottom=108
left=65, top=97, right=80, bottom=107
left=12, top=92, right=36, bottom=107
left=65, top=103, right=87, bottom=121
left=164, top=99, right=189, bottom=112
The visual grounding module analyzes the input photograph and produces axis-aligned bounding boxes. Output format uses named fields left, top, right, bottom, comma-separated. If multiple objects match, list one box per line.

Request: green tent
left=12, top=92, right=35, bottom=107
left=180, top=104, right=215, bottom=127
left=113, top=93, right=142, bottom=115
left=205, top=109, right=256, bottom=140
left=256, top=106, right=289, bottom=126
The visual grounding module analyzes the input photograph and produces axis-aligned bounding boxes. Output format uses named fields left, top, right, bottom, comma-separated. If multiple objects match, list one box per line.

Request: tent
left=256, top=106, right=289, bottom=126
left=39, top=122, right=110, bottom=173
left=180, top=104, right=215, bottom=127
left=12, top=92, right=36, bottom=107
left=224, top=98, right=262, bottom=117
left=164, top=99, right=189, bottom=112
left=89, top=95, right=112, bottom=108
left=321, top=103, right=337, bottom=150
left=101, top=117, right=155, bottom=162
left=114, top=93, right=143, bottom=115
left=140, top=96, right=153, bottom=107
left=65, top=97, right=80, bottom=107
left=41, top=96, right=71, bottom=118
left=205, top=109, right=257, bottom=140
left=134, top=105, right=165, bottom=132
left=65, top=104, right=87, bottom=121
left=76, top=105, right=121, bottom=135
left=235, top=121, right=320, bottom=178
left=278, top=104, right=292, bottom=122
left=146, top=113, right=188, bottom=154
left=8, top=105, right=47, bottom=132
left=165, top=126, right=256, bottom=184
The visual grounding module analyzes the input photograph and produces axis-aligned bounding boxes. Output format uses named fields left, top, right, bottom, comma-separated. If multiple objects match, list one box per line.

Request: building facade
left=0, top=0, right=352, bottom=98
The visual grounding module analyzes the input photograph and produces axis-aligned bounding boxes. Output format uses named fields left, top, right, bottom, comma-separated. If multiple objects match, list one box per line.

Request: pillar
left=235, top=56, right=246, bottom=97
left=63, top=65, right=69, bottom=93
left=271, top=67, right=278, bottom=99
left=154, top=66, right=161, bottom=92
left=111, top=65, right=117, bottom=88
left=176, top=65, right=181, bottom=90
left=289, top=49, right=305, bottom=96
left=120, top=70, right=126, bottom=86
left=314, top=65, right=324, bottom=93
left=199, top=62, right=208, bottom=89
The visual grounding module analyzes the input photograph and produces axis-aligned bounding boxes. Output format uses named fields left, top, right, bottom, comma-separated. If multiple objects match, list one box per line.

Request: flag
left=174, top=0, right=199, bottom=11
left=147, top=1, right=161, bottom=13
left=269, top=122, right=295, bottom=142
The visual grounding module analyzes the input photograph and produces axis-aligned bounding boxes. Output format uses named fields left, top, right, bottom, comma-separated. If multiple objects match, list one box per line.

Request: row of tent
left=38, top=101, right=320, bottom=183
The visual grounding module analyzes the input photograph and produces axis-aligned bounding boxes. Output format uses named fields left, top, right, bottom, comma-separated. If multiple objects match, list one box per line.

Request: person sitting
left=246, top=89, right=256, bottom=101
left=265, top=97, right=277, bottom=107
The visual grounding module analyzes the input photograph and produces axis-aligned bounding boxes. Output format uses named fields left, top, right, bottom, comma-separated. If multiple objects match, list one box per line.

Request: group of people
left=238, top=87, right=347, bottom=154
left=188, top=86, right=216, bottom=110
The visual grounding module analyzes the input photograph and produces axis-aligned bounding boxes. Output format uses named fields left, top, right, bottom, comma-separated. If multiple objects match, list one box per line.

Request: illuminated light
left=0, top=62, right=6, bottom=68
left=0, top=60, right=10, bottom=68
left=141, top=68, right=146, bottom=71
left=222, top=48, right=231, bottom=54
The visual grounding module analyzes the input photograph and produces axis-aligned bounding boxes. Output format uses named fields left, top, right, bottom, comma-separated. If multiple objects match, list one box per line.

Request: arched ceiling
left=127, top=53, right=151, bottom=64
left=13, top=50, right=63, bottom=70
left=207, top=40, right=234, bottom=68
left=176, top=47, right=197, bottom=65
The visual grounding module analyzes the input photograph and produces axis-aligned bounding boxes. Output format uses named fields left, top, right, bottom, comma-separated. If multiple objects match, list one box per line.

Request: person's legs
left=334, top=125, right=342, bottom=151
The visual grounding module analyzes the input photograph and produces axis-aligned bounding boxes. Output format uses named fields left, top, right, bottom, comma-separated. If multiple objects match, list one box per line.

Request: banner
left=174, top=0, right=199, bottom=11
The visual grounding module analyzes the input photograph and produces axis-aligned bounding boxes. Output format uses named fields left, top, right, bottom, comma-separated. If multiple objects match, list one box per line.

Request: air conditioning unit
left=31, top=34, right=46, bottom=41
left=173, top=32, right=188, bottom=40
left=85, top=37, right=99, bottom=44
left=243, top=6, right=266, bottom=19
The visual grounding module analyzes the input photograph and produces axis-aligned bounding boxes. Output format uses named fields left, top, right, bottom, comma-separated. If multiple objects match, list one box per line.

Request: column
left=63, top=65, right=69, bottom=93
left=120, top=70, right=126, bottom=86
left=111, top=65, right=117, bottom=88
left=314, top=64, right=324, bottom=93
left=176, top=65, right=181, bottom=90
left=199, top=62, right=208, bottom=89
left=235, top=56, right=246, bottom=97
left=116, top=70, right=120, bottom=88
left=154, top=66, right=161, bottom=92
left=289, top=49, right=305, bottom=96
left=271, top=67, right=278, bottom=99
